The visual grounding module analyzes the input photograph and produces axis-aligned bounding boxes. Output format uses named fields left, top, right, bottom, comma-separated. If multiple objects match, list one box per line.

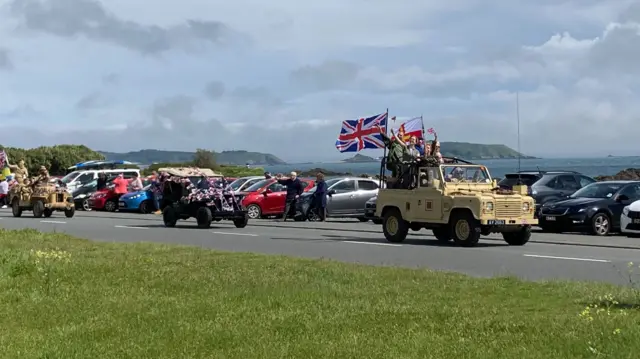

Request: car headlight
left=75, top=194, right=86, bottom=199
left=130, top=194, right=141, bottom=199
left=623, top=206, right=630, bottom=216
left=485, top=202, right=494, bottom=211
left=522, top=202, right=530, bottom=211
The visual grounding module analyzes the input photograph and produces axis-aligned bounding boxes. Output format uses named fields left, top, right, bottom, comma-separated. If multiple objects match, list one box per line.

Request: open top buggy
left=10, top=179, right=75, bottom=218
left=159, top=167, right=249, bottom=229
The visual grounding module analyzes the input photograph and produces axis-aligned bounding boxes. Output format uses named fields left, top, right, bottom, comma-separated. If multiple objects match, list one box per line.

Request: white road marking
left=523, top=254, right=610, bottom=263
left=114, top=225, right=148, bottom=230
left=212, top=231, right=258, bottom=237
left=343, top=240, right=402, bottom=247
left=40, top=220, right=66, bottom=224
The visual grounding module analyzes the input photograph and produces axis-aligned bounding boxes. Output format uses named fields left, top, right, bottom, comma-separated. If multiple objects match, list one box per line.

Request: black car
left=538, top=181, right=640, bottom=236
left=498, top=171, right=597, bottom=217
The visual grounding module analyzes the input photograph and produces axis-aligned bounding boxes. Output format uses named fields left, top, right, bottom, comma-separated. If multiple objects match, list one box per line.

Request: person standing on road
left=113, top=174, right=128, bottom=195
left=129, top=172, right=143, bottom=192
left=96, top=172, right=108, bottom=190
left=0, top=177, right=8, bottom=209
left=276, top=171, right=304, bottom=221
left=312, top=172, right=327, bottom=221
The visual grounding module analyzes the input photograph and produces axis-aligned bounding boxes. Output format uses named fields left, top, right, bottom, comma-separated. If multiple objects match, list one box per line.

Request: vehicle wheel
left=382, top=208, right=409, bottom=243
left=11, top=198, right=22, bottom=217
left=82, top=199, right=91, bottom=211
left=64, top=206, right=75, bottom=218
left=162, top=206, right=178, bottom=228
left=246, top=204, right=262, bottom=219
left=139, top=200, right=151, bottom=214
left=410, top=223, right=422, bottom=231
left=32, top=200, right=45, bottom=218
left=306, top=209, right=320, bottom=222
left=502, top=226, right=531, bottom=246
left=450, top=211, right=481, bottom=247
left=432, top=227, right=452, bottom=243
left=372, top=218, right=383, bottom=225
left=43, top=208, right=53, bottom=218
left=234, top=212, right=249, bottom=228
left=196, top=207, right=213, bottom=229
left=590, top=213, right=611, bottom=236
left=104, top=200, right=117, bottom=212
left=357, top=217, right=369, bottom=222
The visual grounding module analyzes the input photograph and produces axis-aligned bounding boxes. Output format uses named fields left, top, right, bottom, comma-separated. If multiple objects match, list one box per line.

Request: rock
left=595, top=168, right=640, bottom=181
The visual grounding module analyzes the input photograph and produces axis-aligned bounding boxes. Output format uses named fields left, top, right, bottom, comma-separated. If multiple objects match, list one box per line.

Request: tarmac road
left=1, top=209, right=640, bottom=285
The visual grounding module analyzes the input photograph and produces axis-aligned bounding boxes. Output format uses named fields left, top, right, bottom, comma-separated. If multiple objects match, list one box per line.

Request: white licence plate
left=488, top=220, right=505, bottom=225
left=633, top=219, right=640, bottom=224
left=119, top=202, right=125, bottom=207
left=546, top=216, right=556, bottom=221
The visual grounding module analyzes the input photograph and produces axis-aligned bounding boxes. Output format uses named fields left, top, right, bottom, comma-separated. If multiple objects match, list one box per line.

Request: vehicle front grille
left=628, top=210, right=640, bottom=219
left=57, top=193, right=64, bottom=202
left=540, top=207, right=568, bottom=215
left=495, top=201, right=522, bottom=217
left=365, top=202, right=376, bottom=209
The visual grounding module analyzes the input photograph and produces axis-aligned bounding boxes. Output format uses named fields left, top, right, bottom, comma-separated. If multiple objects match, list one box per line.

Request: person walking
left=276, top=171, right=304, bottom=221
left=312, top=172, right=327, bottom=221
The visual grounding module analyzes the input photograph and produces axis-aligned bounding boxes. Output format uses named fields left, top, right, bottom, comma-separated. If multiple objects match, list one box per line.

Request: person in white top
left=129, top=173, right=143, bottom=192
left=0, top=177, right=9, bottom=208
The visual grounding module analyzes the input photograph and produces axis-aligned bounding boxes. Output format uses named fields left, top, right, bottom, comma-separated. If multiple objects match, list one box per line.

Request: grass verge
left=1, top=228, right=639, bottom=359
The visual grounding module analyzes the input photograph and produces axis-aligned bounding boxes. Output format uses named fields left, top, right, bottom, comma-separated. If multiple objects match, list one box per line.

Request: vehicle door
left=575, top=175, right=597, bottom=189
left=71, top=172, right=95, bottom=192
left=354, top=180, right=379, bottom=215
left=239, top=178, right=263, bottom=192
left=542, top=175, right=578, bottom=203
left=611, top=184, right=640, bottom=227
left=263, top=182, right=288, bottom=213
left=326, top=179, right=357, bottom=215
left=414, top=167, right=444, bottom=222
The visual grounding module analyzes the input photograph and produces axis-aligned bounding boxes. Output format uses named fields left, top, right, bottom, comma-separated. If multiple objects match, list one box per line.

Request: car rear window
left=498, top=174, right=540, bottom=188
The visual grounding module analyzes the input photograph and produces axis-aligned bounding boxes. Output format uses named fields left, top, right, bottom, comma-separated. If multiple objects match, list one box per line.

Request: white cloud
left=0, top=0, right=639, bottom=161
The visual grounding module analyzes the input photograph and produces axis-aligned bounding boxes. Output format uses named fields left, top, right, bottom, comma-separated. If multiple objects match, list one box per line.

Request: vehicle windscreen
left=60, top=171, right=80, bottom=184
left=498, top=174, right=539, bottom=188
left=307, top=178, right=341, bottom=193
left=570, top=183, right=624, bottom=199
left=229, top=178, right=249, bottom=190
left=442, top=165, right=491, bottom=183
left=244, top=179, right=271, bottom=192
left=81, top=180, right=98, bottom=188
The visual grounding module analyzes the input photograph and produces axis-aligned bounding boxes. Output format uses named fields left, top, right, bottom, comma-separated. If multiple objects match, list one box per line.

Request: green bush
left=0, top=145, right=107, bottom=176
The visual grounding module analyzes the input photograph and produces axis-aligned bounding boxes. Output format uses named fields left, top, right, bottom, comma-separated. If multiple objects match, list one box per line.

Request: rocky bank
left=595, top=168, right=640, bottom=181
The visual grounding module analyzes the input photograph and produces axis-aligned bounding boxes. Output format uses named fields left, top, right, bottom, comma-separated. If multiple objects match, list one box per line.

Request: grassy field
left=1, top=229, right=639, bottom=359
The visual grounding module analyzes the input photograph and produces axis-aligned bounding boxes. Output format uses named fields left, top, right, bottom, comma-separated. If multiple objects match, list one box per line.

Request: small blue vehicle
left=118, top=184, right=155, bottom=214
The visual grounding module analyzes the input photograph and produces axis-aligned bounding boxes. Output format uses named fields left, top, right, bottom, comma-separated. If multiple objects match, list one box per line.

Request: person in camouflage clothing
left=377, top=126, right=413, bottom=187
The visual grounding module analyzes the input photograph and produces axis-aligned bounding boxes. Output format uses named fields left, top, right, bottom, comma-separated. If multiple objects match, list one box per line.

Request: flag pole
left=379, top=108, right=389, bottom=187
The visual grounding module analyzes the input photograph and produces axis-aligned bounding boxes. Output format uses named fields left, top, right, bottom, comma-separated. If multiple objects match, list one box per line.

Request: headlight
left=76, top=194, right=86, bottom=199
left=522, top=202, right=530, bottom=211
left=531, top=190, right=537, bottom=195
left=485, top=202, right=493, bottom=211
left=623, top=206, right=630, bottom=216
left=130, top=194, right=141, bottom=199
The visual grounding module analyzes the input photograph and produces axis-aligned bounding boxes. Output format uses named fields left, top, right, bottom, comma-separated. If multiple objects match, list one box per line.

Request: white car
left=620, top=200, right=640, bottom=236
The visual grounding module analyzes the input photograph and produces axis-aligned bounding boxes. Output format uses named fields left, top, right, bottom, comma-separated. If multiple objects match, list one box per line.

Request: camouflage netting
left=420, top=156, right=442, bottom=168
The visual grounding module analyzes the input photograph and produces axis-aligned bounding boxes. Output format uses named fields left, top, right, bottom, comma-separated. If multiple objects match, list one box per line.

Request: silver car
left=229, top=176, right=264, bottom=192
left=296, top=177, right=381, bottom=221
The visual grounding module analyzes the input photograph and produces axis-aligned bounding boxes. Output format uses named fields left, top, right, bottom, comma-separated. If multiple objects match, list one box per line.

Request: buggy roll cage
left=376, top=155, right=477, bottom=188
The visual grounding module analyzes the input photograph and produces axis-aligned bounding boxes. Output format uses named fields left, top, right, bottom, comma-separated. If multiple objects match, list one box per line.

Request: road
left=1, top=209, right=640, bottom=285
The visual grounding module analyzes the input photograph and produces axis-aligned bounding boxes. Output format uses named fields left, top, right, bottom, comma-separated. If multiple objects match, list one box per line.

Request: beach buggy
left=159, top=167, right=249, bottom=229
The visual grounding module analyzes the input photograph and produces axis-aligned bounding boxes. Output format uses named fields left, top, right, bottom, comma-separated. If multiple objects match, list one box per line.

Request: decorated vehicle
left=374, top=157, right=537, bottom=247
left=239, top=178, right=315, bottom=219
left=118, top=184, right=154, bottom=213
left=159, top=167, right=249, bottom=228
left=9, top=173, right=75, bottom=218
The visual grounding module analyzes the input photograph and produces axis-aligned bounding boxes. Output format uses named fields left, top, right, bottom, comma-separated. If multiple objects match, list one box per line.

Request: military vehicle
left=10, top=182, right=75, bottom=218
left=374, top=157, right=537, bottom=247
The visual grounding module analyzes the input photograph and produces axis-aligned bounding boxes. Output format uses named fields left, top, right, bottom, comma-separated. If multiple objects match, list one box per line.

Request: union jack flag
left=335, top=113, right=388, bottom=153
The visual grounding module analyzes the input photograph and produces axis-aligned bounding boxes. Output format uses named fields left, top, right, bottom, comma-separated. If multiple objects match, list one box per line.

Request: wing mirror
left=263, top=189, right=272, bottom=196
left=615, top=194, right=629, bottom=202
left=328, top=189, right=336, bottom=196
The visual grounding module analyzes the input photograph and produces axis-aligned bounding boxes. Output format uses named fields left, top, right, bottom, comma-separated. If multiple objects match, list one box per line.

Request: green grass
left=1, top=229, right=639, bottom=359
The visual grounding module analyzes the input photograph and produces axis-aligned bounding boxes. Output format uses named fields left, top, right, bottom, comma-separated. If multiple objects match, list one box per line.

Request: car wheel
left=162, top=206, right=178, bottom=227
left=450, top=211, right=481, bottom=247
left=32, top=200, right=45, bottom=218
left=104, top=200, right=117, bottom=212
left=246, top=204, right=262, bottom=219
left=82, top=199, right=91, bottom=211
left=382, top=208, right=409, bottom=243
left=502, top=226, right=532, bottom=246
left=43, top=208, right=53, bottom=218
left=590, top=213, right=611, bottom=236
left=139, top=200, right=151, bottom=214
left=64, top=207, right=75, bottom=218
left=196, top=207, right=213, bottom=228
left=11, top=198, right=22, bottom=217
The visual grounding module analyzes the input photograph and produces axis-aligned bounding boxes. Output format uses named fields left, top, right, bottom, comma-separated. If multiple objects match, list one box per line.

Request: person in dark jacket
left=96, top=172, right=107, bottom=190
left=276, top=171, right=304, bottom=221
left=312, top=172, right=327, bottom=221
left=197, top=175, right=210, bottom=190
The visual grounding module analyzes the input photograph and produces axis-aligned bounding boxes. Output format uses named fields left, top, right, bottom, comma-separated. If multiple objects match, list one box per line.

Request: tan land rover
left=374, top=158, right=537, bottom=247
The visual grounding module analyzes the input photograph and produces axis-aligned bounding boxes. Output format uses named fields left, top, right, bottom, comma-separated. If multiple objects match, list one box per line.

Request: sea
left=262, top=157, right=640, bottom=179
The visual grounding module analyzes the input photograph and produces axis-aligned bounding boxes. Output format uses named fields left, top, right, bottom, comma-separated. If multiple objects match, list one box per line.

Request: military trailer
left=159, top=167, right=249, bottom=229
left=374, top=157, right=537, bottom=247
left=10, top=182, right=75, bottom=218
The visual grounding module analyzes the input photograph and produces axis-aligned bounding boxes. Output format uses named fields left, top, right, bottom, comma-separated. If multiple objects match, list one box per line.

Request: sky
left=1, top=0, right=639, bottom=162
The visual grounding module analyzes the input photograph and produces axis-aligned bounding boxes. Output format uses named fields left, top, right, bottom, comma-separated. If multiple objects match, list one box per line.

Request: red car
left=239, top=178, right=315, bottom=219
left=87, top=188, right=122, bottom=212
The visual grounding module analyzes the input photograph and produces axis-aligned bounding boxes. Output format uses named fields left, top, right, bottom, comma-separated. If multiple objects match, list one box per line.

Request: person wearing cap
left=276, top=171, right=304, bottom=221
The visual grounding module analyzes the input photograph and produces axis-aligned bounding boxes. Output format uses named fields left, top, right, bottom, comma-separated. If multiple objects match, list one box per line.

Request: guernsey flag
left=392, top=117, right=423, bottom=142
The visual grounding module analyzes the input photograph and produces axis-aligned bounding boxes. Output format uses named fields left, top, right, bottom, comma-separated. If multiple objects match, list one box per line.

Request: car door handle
left=349, top=195, right=355, bottom=198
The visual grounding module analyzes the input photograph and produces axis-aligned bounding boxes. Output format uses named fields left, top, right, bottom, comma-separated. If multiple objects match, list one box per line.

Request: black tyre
left=410, top=223, right=422, bottom=232
left=64, top=207, right=75, bottom=218
left=372, top=218, right=383, bottom=225
left=234, top=213, right=249, bottom=228
left=104, top=200, right=117, bottom=212
left=32, top=200, right=45, bottom=218
left=246, top=204, right=262, bottom=219
left=502, top=226, right=531, bottom=246
left=43, top=208, right=53, bottom=218
left=196, top=207, right=213, bottom=229
left=163, top=206, right=178, bottom=228
left=357, top=217, right=369, bottom=222
left=382, top=208, right=409, bottom=243
left=450, top=211, right=481, bottom=247
left=82, top=199, right=91, bottom=211
left=590, top=212, right=611, bottom=236
left=11, top=198, right=22, bottom=217
left=139, top=200, right=151, bottom=214
left=306, top=209, right=321, bottom=222
left=432, top=227, right=452, bottom=243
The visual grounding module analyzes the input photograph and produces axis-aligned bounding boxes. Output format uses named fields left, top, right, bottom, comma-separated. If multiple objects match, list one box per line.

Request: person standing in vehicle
left=197, top=175, right=210, bottom=190
left=276, top=171, right=304, bottom=221
left=312, top=172, right=327, bottom=221
left=96, top=172, right=108, bottom=190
